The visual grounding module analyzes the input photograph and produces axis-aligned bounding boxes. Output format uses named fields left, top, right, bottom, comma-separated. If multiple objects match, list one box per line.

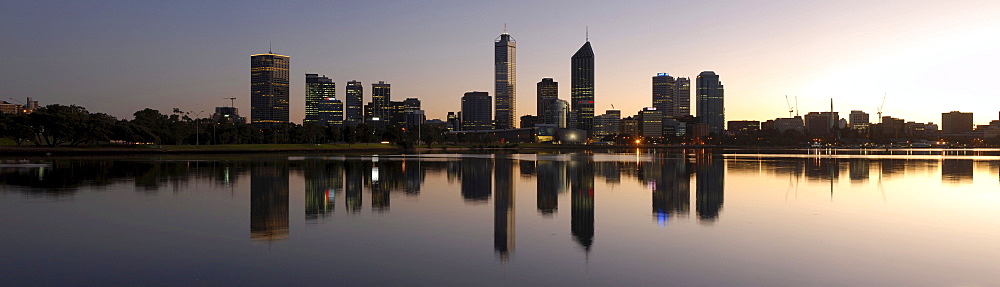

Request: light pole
left=192, top=111, right=204, bottom=145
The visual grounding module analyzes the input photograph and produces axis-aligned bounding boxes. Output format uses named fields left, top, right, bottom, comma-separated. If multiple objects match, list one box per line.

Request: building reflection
left=695, top=155, right=724, bottom=223
left=370, top=159, right=390, bottom=212
left=569, top=153, right=595, bottom=252
left=652, top=157, right=691, bottom=225
left=536, top=159, right=567, bottom=215
left=304, top=160, right=342, bottom=220
left=344, top=160, right=364, bottom=213
left=849, top=158, right=870, bottom=183
left=460, top=157, right=492, bottom=202
left=250, top=161, right=289, bottom=242
left=941, top=159, right=974, bottom=184
left=494, top=156, right=515, bottom=262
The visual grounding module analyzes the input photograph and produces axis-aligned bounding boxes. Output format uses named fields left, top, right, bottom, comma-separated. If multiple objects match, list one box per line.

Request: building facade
left=250, top=52, right=290, bottom=129
left=571, top=41, right=595, bottom=134
left=304, top=74, right=335, bottom=124
left=372, top=81, right=390, bottom=121
left=461, top=91, right=492, bottom=131
left=696, top=71, right=724, bottom=135
left=537, top=78, right=558, bottom=125
left=942, top=111, right=973, bottom=134
left=345, top=80, right=363, bottom=126
left=495, top=31, right=517, bottom=129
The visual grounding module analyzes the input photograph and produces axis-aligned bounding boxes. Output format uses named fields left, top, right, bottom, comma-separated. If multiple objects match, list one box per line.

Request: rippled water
left=1, top=151, right=998, bottom=286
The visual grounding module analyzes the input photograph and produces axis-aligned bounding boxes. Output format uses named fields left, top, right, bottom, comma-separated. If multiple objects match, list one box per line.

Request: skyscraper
left=652, top=73, right=675, bottom=135
left=674, top=77, right=691, bottom=136
left=696, top=71, right=724, bottom=134
left=250, top=52, right=290, bottom=129
left=571, top=41, right=595, bottom=134
left=537, top=78, right=558, bottom=125
left=372, top=81, right=390, bottom=121
left=461, top=91, right=492, bottom=131
left=495, top=30, right=517, bottom=129
left=304, top=74, right=335, bottom=124
left=345, top=80, right=363, bottom=126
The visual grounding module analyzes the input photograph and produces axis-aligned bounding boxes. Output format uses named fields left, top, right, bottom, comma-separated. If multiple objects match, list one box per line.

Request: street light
left=191, top=111, right=204, bottom=145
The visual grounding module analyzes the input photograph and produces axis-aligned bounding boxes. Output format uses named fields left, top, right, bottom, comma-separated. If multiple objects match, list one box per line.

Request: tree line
left=0, top=104, right=449, bottom=147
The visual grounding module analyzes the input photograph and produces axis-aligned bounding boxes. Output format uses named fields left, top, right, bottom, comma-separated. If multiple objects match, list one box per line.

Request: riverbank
left=0, top=143, right=402, bottom=156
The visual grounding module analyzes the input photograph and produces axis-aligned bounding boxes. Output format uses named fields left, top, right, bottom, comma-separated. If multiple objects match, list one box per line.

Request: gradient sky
left=5, top=0, right=1000, bottom=125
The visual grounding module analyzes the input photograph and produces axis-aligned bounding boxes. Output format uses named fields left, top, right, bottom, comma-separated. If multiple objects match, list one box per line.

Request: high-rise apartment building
left=495, top=30, right=517, bottom=129
left=250, top=52, right=290, bottom=129
left=571, top=41, right=595, bottom=134
left=696, top=71, right=724, bottom=134
left=304, top=74, right=335, bottom=124
left=345, top=80, right=363, bottom=126
left=372, top=81, right=390, bottom=121
left=537, top=78, right=558, bottom=125
left=462, top=91, right=492, bottom=131
left=553, top=99, right=570, bottom=128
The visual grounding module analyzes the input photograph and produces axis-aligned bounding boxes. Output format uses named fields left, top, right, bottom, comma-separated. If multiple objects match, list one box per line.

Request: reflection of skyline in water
left=250, top=161, right=289, bottom=242
left=3, top=152, right=997, bottom=258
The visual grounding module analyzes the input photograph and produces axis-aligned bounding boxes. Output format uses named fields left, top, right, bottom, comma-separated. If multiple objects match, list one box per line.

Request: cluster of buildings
left=238, top=30, right=999, bottom=144
left=0, top=98, right=39, bottom=115
left=446, top=30, right=727, bottom=144
left=243, top=51, right=427, bottom=130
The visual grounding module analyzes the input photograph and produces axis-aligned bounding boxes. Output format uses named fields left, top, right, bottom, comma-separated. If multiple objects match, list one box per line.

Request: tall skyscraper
left=495, top=30, right=517, bottom=129
left=537, top=78, right=558, bottom=125
left=250, top=52, right=290, bottom=129
left=461, top=91, right=493, bottom=131
left=696, top=71, right=724, bottom=134
left=652, top=73, right=675, bottom=135
left=372, top=81, right=390, bottom=121
left=304, top=74, right=335, bottom=124
left=345, top=80, right=363, bottom=126
left=571, top=41, right=595, bottom=134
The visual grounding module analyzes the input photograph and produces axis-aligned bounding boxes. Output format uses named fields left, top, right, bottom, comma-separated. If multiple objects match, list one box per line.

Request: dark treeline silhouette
left=0, top=104, right=450, bottom=146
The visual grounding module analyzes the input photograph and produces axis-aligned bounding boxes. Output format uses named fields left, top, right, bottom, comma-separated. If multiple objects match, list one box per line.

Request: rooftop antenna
left=269, top=42, right=272, bottom=54
left=586, top=26, right=589, bottom=41
left=504, top=23, right=507, bottom=34
left=224, top=97, right=236, bottom=107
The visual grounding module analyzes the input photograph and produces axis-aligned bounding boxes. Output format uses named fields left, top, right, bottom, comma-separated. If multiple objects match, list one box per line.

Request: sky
left=5, top=0, right=1000, bottom=125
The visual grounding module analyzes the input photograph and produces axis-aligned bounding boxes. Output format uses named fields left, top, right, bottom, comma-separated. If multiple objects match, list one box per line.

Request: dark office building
left=461, top=91, right=493, bottom=131
left=696, top=71, right=724, bottom=134
left=345, top=80, right=363, bottom=126
left=941, top=111, right=973, bottom=134
left=316, top=98, right=343, bottom=126
left=250, top=52, right=290, bottom=129
left=372, top=81, right=391, bottom=121
left=571, top=41, right=595, bottom=134
left=495, top=30, right=517, bottom=129
left=304, top=74, right=335, bottom=124
left=537, top=78, right=559, bottom=125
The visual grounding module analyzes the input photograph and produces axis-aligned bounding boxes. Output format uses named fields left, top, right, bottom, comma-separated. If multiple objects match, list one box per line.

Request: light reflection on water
left=1, top=151, right=998, bottom=286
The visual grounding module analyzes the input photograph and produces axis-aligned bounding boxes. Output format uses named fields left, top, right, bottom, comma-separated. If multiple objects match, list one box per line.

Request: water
left=1, top=151, right=998, bottom=286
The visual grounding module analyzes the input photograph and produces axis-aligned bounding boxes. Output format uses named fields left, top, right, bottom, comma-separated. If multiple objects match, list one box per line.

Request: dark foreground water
left=1, top=151, right=998, bottom=286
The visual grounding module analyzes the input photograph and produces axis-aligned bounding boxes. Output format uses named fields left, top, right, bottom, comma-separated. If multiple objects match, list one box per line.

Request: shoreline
left=3, top=144, right=999, bottom=157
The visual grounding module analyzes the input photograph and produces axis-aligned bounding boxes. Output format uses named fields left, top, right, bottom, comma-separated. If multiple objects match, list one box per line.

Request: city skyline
left=6, top=1, right=1000, bottom=125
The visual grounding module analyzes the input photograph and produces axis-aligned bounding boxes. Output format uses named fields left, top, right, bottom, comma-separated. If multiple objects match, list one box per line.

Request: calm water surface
left=1, top=151, right=998, bottom=286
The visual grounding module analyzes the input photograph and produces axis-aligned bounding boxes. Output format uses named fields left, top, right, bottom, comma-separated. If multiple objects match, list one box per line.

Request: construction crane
left=223, top=97, right=236, bottom=107
left=876, top=93, right=887, bottom=123
left=795, top=96, right=799, bottom=117
left=784, top=95, right=794, bottom=117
